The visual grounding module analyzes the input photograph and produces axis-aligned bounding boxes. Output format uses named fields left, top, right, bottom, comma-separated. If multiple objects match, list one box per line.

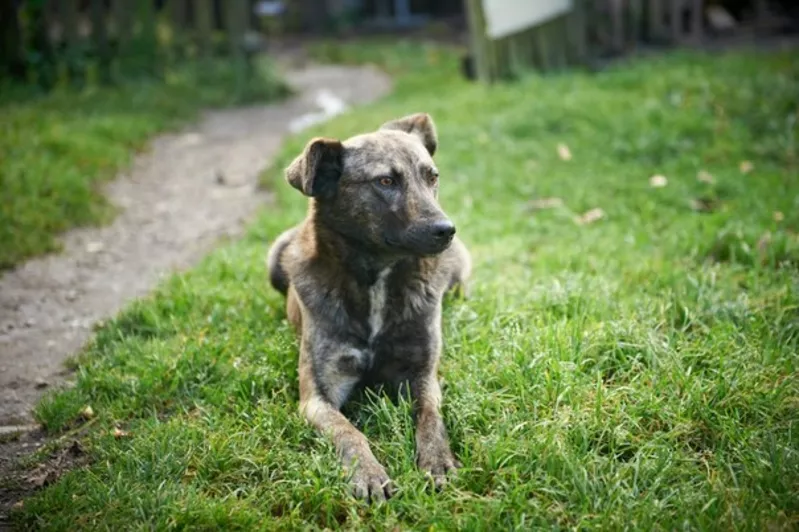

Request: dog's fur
left=266, top=113, right=471, bottom=501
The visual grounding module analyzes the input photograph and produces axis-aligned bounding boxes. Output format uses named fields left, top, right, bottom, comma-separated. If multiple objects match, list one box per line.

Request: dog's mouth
left=384, top=236, right=453, bottom=256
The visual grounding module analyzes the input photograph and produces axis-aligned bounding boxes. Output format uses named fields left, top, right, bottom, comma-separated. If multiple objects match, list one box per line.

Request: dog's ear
left=379, top=113, right=438, bottom=156
left=285, top=137, right=344, bottom=198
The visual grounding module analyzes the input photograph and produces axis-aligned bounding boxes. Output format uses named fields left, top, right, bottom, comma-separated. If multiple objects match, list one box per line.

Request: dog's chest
left=346, top=266, right=438, bottom=379
left=367, top=266, right=393, bottom=343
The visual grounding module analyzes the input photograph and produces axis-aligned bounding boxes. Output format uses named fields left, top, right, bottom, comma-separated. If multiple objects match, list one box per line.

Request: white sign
left=482, top=0, right=573, bottom=40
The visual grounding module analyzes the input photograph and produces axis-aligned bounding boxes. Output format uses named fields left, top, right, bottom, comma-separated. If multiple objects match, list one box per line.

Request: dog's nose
left=431, top=220, right=456, bottom=240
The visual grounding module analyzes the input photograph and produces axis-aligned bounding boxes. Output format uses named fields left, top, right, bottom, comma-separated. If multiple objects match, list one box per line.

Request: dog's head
left=285, top=113, right=455, bottom=256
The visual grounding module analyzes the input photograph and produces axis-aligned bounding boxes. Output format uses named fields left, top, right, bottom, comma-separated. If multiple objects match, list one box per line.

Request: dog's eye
left=429, top=169, right=439, bottom=185
left=378, top=176, right=395, bottom=187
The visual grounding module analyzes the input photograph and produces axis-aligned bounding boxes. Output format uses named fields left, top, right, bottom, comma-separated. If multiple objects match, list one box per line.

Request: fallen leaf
left=739, top=160, right=754, bottom=174
left=689, top=198, right=719, bottom=213
left=773, top=211, right=784, bottom=222
left=757, top=232, right=772, bottom=253
left=649, top=175, right=668, bottom=188
left=12, top=500, right=24, bottom=509
left=112, top=427, right=129, bottom=439
left=576, top=208, right=605, bottom=225
left=80, top=405, right=95, bottom=420
left=26, top=468, right=51, bottom=487
left=557, top=143, right=572, bottom=161
left=526, top=197, right=564, bottom=210
left=697, top=170, right=715, bottom=184
left=86, top=241, right=104, bottom=254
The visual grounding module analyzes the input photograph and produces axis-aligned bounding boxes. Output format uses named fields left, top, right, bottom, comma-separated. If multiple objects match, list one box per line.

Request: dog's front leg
left=411, top=370, right=460, bottom=488
left=297, top=346, right=394, bottom=501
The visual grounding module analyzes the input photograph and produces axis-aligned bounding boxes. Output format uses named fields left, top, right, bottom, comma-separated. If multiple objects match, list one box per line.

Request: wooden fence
left=1, top=0, right=255, bottom=91
left=465, top=0, right=709, bottom=82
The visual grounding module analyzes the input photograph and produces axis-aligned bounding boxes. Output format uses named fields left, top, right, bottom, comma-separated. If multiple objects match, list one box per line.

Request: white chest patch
left=368, top=267, right=392, bottom=342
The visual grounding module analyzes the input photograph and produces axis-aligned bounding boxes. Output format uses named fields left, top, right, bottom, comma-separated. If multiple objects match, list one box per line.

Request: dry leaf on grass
left=649, top=175, right=668, bottom=188
left=80, top=405, right=95, bottom=420
left=113, top=427, right=129, bottom=439
left=697, top=170, right=715, bottom=184
left=689, top=198, right=719, bottom=213
left=557, top=143, right=572, bottom=161
left=575, top=208, right=605, bottom=225
left=526, top=197, right=564, bottom=211
left=757, top=232, right=772, bottom=253
left=773, top=211, right=784, bottom=222
left=26, top=469, right=52, bottom=488
left=739, top=160, right=754, bottom=174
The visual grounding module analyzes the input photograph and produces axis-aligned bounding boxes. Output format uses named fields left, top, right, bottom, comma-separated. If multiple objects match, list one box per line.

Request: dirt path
left=0, top=63, right=391, bottom=429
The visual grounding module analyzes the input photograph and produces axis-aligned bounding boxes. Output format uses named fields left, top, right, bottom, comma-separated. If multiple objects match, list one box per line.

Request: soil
left=0, top=59, right=391, bottom=527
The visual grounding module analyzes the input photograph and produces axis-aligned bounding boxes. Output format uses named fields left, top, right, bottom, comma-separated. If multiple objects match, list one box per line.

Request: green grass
left=0, top=58, right=289, bottom=270
left=12, top=40, right=799, bottom=530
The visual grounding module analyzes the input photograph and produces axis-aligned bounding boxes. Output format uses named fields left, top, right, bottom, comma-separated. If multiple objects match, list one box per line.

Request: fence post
left=464, top=0, right=493, bottom=83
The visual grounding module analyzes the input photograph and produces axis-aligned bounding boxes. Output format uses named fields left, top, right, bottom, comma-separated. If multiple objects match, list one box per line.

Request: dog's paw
left=416, top=446, right=461, bottom=489
left=349, top=460, right=395, bottom=502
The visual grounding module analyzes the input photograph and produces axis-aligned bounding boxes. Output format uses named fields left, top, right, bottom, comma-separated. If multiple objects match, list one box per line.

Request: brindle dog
left=266, top=113, right=471, bottom=501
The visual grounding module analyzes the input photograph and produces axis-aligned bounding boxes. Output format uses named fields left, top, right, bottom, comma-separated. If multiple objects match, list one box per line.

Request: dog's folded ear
left=379, top=113, right=438, bottom=156
left=285, top=137, right=344, bottom=198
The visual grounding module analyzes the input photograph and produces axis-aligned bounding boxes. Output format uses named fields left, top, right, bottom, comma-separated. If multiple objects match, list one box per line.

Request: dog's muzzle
left=391, top=219, right=456, bottom=256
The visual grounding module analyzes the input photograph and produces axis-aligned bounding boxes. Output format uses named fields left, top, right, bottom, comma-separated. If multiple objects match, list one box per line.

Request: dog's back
left=266, top=226, right=298, bottom=296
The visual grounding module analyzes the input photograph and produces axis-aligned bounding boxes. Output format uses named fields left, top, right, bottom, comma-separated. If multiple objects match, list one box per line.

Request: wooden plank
left=690, top=0, right=703, bottom=43
left=225, top=0, right=250, bottom=96
left=139, top=0, right=160, bottom=76
left=91, top=0, right=112, bottom=84
left=551, top=16, right=568, bottom=70
left=167, top=0, right=186, bottom=63
left=111, top=0, right=134, bottom=77
left=60, top=0, right=83, bottom=84
left=535, top=21, right=552, bottom=73
left=170, top=0, right=189, bottom=30
left=649, top=0, right=664, bottom=41
left=28, top=0, right=57, bottom=88
left=569, top=0, right=588, bottom=64
left=112, top=0, right=132, bottom=45
left=508, top=35, right=522, bottom=78
left=609, top=0, right=624, bottom=52
left=195, top=0, right=213, bottom=58
left=628, top=0, right=642, bottom=47
left=671, top=0, right=683, bottom=42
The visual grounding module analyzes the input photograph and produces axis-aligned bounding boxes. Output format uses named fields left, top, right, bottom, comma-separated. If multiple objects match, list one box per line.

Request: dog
left=266, top=113, right=471, bottom=501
